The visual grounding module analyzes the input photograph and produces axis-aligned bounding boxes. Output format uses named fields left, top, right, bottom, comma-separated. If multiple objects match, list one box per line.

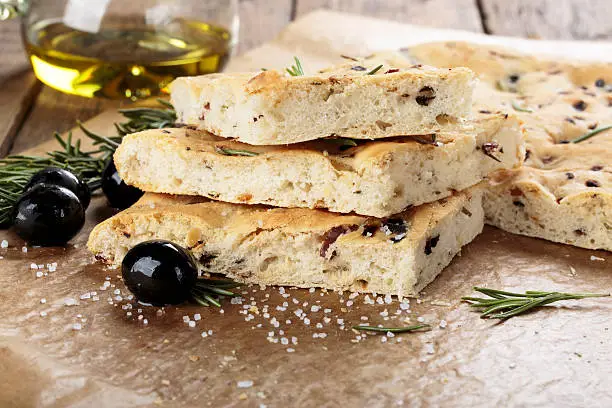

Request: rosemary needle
left=463, top=287, right=610, bottom=320
left=570, top=125, right=612, bottom=143
left=286, top=57, right=305, bottom=76
left=366, top=64, right=383, bottom=75
left=214, top=146, right=260, bottom=157
left=352, top=324, right=431, bottom=333
left=511, top=100, right=533, bottom=113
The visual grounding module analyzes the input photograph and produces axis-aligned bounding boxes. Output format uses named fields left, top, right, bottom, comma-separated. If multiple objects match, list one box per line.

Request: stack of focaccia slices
left=88, top=54, right=525, bottom=296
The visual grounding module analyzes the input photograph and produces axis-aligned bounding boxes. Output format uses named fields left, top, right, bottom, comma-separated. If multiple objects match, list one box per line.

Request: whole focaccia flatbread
left=406, top=42, right=611, bottom=251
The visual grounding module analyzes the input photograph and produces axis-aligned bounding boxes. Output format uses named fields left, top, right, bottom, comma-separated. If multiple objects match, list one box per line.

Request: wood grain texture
left=0, top=20, right=42, bottom=157
left=9, top=88, right=122, bottom=154
left=295, top=0, right=483, bottom=32
left=480, top=0, right=612, bottom=40
left=237, top=0, right=293, bottom=52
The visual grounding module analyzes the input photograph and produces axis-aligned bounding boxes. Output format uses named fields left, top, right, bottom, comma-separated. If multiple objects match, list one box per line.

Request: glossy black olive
left=25, top=167, right=91, bottom=209
left=122, top=240, right=198, bottom=306
left=13, top=184, right=85, bottom=246
left=101, top=159, right=144, bottom=209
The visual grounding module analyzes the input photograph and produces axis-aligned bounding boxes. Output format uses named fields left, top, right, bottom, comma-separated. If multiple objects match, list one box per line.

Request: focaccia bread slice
left=406, top=41, right=612, bottom=251
left=169, top=55, right=475, bottom=145
left=114, top=114, right=523, bottom=217
left=87, top=188, right=484, bottom=297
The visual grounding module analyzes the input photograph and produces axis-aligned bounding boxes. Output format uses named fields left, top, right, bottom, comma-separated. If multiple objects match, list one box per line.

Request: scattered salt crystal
left=316, top=323, right=323, bottom=329
left=268, top=331, right=274, bottom=337
left=30, top=263, right=37, bottom=269
left=381, top=336, right=387, bottom=343
left=40, top=298, right=46, bottom=304
left=270, top=317, right=279, bottom=327
left=349, top=292, right=359, bottom=299
left=310, top=305, right=320, bottom=312
left=281, top=337, right=289, bottom=345
left=417, top=316, right=425, bottom=323
left=64, top=298, right=77, bottom=306
left=286, top=348, right=295, bottom=353
left=324, top=308, right=332, bottom=313
left=399, top=302, right=410, bottom=310
left=384, top=294, right=393, bottom=304
left=40, top=311, right=47, bottom=317
left=126, top=311, right=132, bottom=317
left=292, top=298, right=300, bottom=304
left=291, top=337, right=298, bottom=345
left=143, top=319, right=148, bottom=325
left=194, top=313, right=201, bottom=321
left=323, top=317, right=331, bottom=324
left=182, top=316, right=190, bottom=323
left=138, top=315, right=143, bottom=321
left=380, top=309, right=389, bottom=317
left=22, top=246, right=27, bottom=253
left=337, top=318, right=344, bottom=325
left=425, top=344, right=435, bottom=354
left=113, top=289, right=121, bottom=295
left=1, top=240, right=8, bottom=248
left=201, top=332, right=208, bottom=338
left=439, top=320, right=448, bottom=329
left=231, top=297, right=243, bottom=304
left=386, top=332, right=395, bottom=338
left=360, top=316, right=368, bottom=321
left=237, top=380, right=254, bottom=388
left=219, top=309, right=224, bottom=314
left=286, top=319, right=292, bottom=324
left=279, top=287, right=285, bottom=294
left=376, top=296, right=384, bottom=305
left=35, top=271, right=43, bottom=278
left=92, top=296, right=99, bottom=302
left=309, top=288, right=315, bottom=293
left=346, top=300, right=354, bottom=307
left=72, top=323, right=82, bottom=331
left=80, top=293, right=91, bottom=300
left=188, top=321, right=196, bottom=328
left=590, top=255, right=605, bottom=261
left=303, top=317, right=310, bottom=325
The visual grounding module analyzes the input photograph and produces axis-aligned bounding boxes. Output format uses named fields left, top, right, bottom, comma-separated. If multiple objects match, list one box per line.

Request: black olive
left=25, top=167, right=91, bottom=209
left=13, top=184, right=85, bottom=246
left=122, top=240, right=198, bottom=306
left=102, top=159, right=144, bottom=209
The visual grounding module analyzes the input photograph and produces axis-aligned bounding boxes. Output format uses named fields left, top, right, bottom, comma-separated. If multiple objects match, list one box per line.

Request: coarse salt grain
left=417, top=316, right=425, bottom=323
left=346, top=300, right=354, bottom=307
left=237, top=380, right=254, bottom=388
left=384, top=294, right=393, bottom=304
left=0, top=240, right=8, bottom=248
left=40, top=311, right=47, bottom=317
left=35, top=271, right=43, bottom=278
left=194, top=313, right=201, bottom=321
left=281, top=337, right=289, bottom=345
left=30, top=263, right=37, bottom=269
left=310, top=305, right=320, bottom=312
left=72, top=323, right=82, bottom=331
left=22, top=246, right=27, bottom=253
left=143, top=319, right=148, bottom=325
left=303, top=317, right=310, bottom=325
left=182, top=316, right=190, bottom=322
left=40, top=298, right=46, bottom=304
left=286, top=348, right=295, bottom=353
left=590, top=255, right=605, bottom=261
left=188, top=321, right=196, bottom=328
left=64, top=298, right=77, bottom=306
left=439, top=320, right=448, bottom=329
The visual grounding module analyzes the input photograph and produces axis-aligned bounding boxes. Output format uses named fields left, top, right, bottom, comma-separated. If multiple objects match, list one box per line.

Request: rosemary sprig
left=286, top=57, right=305, bottom=76
left=353, top=324, right=431, bottom=333
left=0, top=100, right=177, bottom=227
left=571, top=125, right=612, bottom=143
left=511, top=101, right=533, bottom=113
left=190, top=278, right=240, bottom=307
left=214, top=146, right=260, bottom=157
left=462, top=287, right=610, bottom=320
left=366, top=65, right=383, bottom=75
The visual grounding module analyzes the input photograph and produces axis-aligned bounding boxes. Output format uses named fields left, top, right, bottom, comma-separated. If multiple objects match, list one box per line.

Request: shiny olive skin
left=101, top=159, right=144, bottom=209
left=122, top=240, right=198, bottom=306
left=13, top=184, right=85, bottom=246
left=25, top=167, right=91, bottom=209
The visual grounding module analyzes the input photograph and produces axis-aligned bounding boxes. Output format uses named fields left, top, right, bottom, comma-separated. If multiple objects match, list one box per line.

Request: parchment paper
left=1, top=10, right=610, bottom=408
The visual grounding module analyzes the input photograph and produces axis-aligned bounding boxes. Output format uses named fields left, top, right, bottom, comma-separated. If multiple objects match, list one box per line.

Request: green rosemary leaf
left=286, top=57, right=305, bottom=76
left=326, top=137, right=359, bottom=149
left=214, top=146, right=259, bottom=157
left=511, top=101, right=533, bottom=113
left=571, top=125, right=612, bottom=143
left=366, top=64, right=383, bottom=75
left=463, top=287, right=610, bottom=320
left=352, top=324, right=431, bottom=333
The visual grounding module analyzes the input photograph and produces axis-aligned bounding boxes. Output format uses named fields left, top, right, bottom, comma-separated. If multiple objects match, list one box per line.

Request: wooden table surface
left=1, top=0, right=610, bottom=156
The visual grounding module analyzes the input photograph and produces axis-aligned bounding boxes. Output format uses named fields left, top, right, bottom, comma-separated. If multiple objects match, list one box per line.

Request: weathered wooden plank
left=0, top=20, right=42, bottom=157
left=10, top=88, right=122, bottom=154
left=237, top=0, right=294, bottom=52
left=479, top=0, right=612, bottom=40
left=295, top=0, right=483, bottom=32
